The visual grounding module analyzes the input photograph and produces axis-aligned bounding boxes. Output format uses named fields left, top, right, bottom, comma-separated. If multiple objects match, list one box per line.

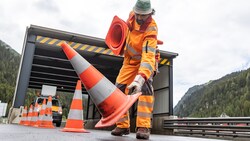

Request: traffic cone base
left=39, top=125, right=55, bottom=128
left=61, top=119, right=89, bottom=133
left=95, top=92, right=141, bottom=128
left=39, top=120, right=55, bottom=128
left=33, top=124, right=39, bottom=128
left=61, top=128, right=88, bottom=133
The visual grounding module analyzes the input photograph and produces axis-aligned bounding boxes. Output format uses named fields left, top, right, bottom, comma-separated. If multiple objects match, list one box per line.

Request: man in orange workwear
left=111, top=0, right=159, bottom=139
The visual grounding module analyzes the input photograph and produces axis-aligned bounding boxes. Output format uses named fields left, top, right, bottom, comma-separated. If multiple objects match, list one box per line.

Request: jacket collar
left=126, top=12, right=152, bottom=32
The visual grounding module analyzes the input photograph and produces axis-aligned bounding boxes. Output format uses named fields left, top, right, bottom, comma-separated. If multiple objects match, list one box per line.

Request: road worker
left=111, top=0, right=159, bottom=139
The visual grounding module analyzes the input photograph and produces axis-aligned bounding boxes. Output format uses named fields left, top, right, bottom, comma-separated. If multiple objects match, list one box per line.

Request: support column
left=169, top=59, right=173, bottom=115
left=12, top=29, right=36, bottom=108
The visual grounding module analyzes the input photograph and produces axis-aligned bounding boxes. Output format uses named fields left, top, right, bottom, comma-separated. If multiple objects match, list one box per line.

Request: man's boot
left=111, top=127, right=130, bottom=136
left=136, top=127, right=150, bottom=139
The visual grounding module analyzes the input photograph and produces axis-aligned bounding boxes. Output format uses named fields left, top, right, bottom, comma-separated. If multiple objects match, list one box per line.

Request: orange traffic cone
left=31, top=102, right=39, bottom=126
left=60, top=42, right=141, bottom=128
left=19, top=106, right=27, bottom=125
left=25, top=105, right=33, bottom=126
left=61, top=80, right=89, bottom=132
left=35, top=98, right=46, bottom=127
left=157, top=40, right=164, bottom=45
left=39, top=96, right=55, bottom=128
left=105, top=15, right=128, bottom=55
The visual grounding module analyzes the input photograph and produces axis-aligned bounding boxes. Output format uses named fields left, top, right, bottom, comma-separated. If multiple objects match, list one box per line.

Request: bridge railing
left=163, top=117, right=250, bottom=138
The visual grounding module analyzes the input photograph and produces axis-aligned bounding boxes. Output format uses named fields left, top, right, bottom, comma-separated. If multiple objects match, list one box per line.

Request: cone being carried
left=60, top=42, right=142, bottom=128
left=61, top=80, right=88, bottom=133
left=105, top=15, right=128, bottom=56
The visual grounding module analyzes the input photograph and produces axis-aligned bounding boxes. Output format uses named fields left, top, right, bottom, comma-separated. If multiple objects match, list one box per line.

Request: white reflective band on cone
left=87, top=77, right=116, bottom=105
left=31, top=117, right=38, bottom=122
left=42, top=104, right=46, bottom=109
left=71, top=54, right=91, bottom=74
left=47, top=102, right=52, bottom=107
left=68, top=109, right=83, bottom=120
left=73, top=90, right=82, bottom=100
left=43, top=116, right=53, bottom=121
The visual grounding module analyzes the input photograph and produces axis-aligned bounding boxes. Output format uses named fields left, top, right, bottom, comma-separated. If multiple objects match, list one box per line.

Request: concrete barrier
left=7, top=107, right=23, bottom=124
left=0, top=117, right=8, bottom=124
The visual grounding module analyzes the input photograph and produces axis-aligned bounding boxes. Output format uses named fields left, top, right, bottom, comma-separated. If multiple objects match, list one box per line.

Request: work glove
left=127, top=75, right=145, bottom=93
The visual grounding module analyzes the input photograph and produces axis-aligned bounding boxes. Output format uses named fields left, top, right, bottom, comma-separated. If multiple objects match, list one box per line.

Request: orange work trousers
left=115, top=64, right=154, bottom=128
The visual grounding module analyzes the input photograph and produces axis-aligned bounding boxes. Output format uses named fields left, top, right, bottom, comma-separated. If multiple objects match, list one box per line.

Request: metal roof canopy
left=12, top=25, right=178, bottom=108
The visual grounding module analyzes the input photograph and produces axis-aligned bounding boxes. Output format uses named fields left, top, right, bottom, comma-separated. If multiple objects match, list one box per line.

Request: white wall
left=0, top=103, right=8, bottom=117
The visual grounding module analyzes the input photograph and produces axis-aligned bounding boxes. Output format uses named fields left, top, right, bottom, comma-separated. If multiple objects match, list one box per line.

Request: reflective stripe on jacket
left=124, top=12, right=158, bottom=80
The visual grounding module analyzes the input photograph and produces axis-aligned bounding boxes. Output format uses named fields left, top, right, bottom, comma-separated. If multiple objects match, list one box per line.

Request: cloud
left=167, top=0, right=250, bottom=106
left=1, top=0, right=250, bottom=107
left=34, top=0, right=59, bottom=12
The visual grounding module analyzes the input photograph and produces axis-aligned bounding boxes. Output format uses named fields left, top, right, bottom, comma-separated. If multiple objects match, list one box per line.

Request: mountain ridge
left=174, top=68, right=250, bottom=117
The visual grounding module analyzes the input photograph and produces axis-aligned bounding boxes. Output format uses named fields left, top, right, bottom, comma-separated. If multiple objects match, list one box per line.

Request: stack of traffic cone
left=35, top=98, right=46, bottom=127
left=31, top=102, right=39, bottom=126
left=39, top=96, right=54, bottom=128
left=60, top=42, right=141, bottom=128
left=19, top=106, right=27, bottom=125
left=61, top=80, right=88, bottom=133
left=24, top=105, right=33, bottom=126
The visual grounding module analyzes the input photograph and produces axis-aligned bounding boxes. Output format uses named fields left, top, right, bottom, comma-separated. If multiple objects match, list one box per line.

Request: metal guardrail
left=163, top=117, right=250, bottom=138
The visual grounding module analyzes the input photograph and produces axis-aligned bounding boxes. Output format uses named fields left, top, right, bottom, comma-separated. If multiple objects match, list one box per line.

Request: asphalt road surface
left=0, top=124, right=230, bottom=141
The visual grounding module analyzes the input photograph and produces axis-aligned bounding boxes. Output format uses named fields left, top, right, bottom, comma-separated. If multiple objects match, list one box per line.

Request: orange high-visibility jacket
left=124, top=12, right=158, bottom=80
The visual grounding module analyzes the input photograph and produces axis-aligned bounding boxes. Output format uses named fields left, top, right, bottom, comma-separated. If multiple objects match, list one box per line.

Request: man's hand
left=127, top=75, right=145, bottom=93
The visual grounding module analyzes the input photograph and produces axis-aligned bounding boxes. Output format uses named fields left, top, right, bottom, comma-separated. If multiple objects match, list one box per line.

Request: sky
left=1, top=0, right=250, bottom=107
